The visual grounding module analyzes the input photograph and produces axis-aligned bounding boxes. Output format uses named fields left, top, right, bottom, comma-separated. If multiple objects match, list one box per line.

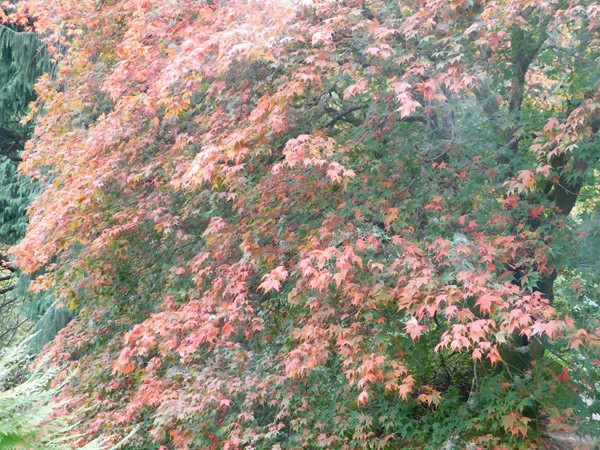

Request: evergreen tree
left=0, top=20, right=52, bottom=347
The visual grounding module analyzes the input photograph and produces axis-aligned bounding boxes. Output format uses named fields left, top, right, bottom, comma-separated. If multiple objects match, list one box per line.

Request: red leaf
left=556, top=366, right=570, bottom=381
left=487, top=346, right=502, bottom=365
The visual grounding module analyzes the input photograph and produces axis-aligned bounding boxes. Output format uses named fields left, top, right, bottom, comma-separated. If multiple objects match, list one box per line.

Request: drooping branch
left=0, top=23, right=36, bottom=35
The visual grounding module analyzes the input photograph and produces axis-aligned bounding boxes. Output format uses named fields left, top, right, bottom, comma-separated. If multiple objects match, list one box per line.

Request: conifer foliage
left=0, top=337, right=59, bottom=448
left=0, top=336, right=107, bottom=449
left=0, top=7, right=51, bottom=348
left=4, top=0, right=600, bottom=448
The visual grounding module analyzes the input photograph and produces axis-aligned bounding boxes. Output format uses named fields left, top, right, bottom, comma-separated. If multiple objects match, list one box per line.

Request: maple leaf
left=418, top=388, right=441, bottom=407
left=258, top=266, right=288, bottom=293
left=532, top=320, right=560, bottom=338
left=502, top=412, right=531, bottom=437
left=556, top=366, right=570, bottom=381
left=365, top=44, right=394, bottom=58
left=311, top=29, right=333, bottom=46
left=357, top=390, right=369, bottom=405
left=543, top=116, right=559, bottom=132
left=487, top=346, right=502, bottom=365
left=396, top=98, right=422, bottom=119
left=398, top=375, right=414, bottom=400
left=258, top=277, right=281, bottom=293
left=529, top=205, right=544, bottom=218
left=405, top=317, right=426, bottom=341
left=112, top=347, right=135, bottom=375
left=517, top=170, right=536, bottom=190
left=222, top=322, right=234, bottom=337
left=503, top=195, right=519, bottom=209
left=475, top=293, right=499, bottom=314
left=535, top=164, right=553, bottom=177
left=384, top=207, right=398, bottom=231
left=343, top=77, right=369, bottom=100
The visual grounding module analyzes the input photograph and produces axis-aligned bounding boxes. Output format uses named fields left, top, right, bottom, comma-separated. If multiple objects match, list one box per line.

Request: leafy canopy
left=4, top=0, right=600, bottom=448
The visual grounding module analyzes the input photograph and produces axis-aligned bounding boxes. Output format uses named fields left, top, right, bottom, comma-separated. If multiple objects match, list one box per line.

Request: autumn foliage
left=3, top=0, right=600, bottom=448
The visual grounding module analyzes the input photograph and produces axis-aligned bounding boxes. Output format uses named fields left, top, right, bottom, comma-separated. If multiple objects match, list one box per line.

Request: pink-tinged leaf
left=396, top=98, right=422, bottom=119
left=418, top=389, right=441, bottom=407
left=502, top=412, right=531, bottom=437
left=517, top=170, right=536, bottom=189
left=556, top=366, right=570, bottom=381
left=532, top=320, right=561, bottom=338
left=487, top=346, right=502, bottom=365
left=258, top=277, right=281, bottom=293
left=503, top=195, right=519, bottom=209
left=365, top=44, right=394, bottom=58
left=258, top=266, right=288, bottom=293
left=444, top=305, right=458, bottom=318
left=384, top=207, right=398, bottom=231
left=357, top=390, right=369, bottom=405
left=475, top=293, right=499, bottom=314
left=544, top=117, right=559, bottom=132
left=398, top=375, right=414, bottom=399
left=405, top=317, right=426, bottom=341
left=222, top=322, right=234, bottom=338
left=569, top=328, right=588, bottom=349
left=535, top=164, right=553, bottom=177
left=392, top=81, right=411, bottom=95
left=311, top=29, right=333, bottom=45
left=112, top=347, right=135, bottom=375
left=343, top=77, right=369, bottom=100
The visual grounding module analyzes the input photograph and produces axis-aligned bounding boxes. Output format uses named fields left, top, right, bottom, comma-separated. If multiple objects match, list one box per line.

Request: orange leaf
left=502, top=412, right=531, bottom=437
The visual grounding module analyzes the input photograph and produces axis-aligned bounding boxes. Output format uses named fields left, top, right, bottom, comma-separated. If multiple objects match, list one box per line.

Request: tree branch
left=325, top=104, right=369, bottom=128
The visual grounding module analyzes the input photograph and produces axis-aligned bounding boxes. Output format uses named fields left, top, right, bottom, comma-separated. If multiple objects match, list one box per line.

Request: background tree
left=0, top=15, right=55, bottom=348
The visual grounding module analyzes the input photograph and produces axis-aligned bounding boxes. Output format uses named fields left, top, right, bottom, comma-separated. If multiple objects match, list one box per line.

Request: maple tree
left=3, top=0, right=600, bottom=448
